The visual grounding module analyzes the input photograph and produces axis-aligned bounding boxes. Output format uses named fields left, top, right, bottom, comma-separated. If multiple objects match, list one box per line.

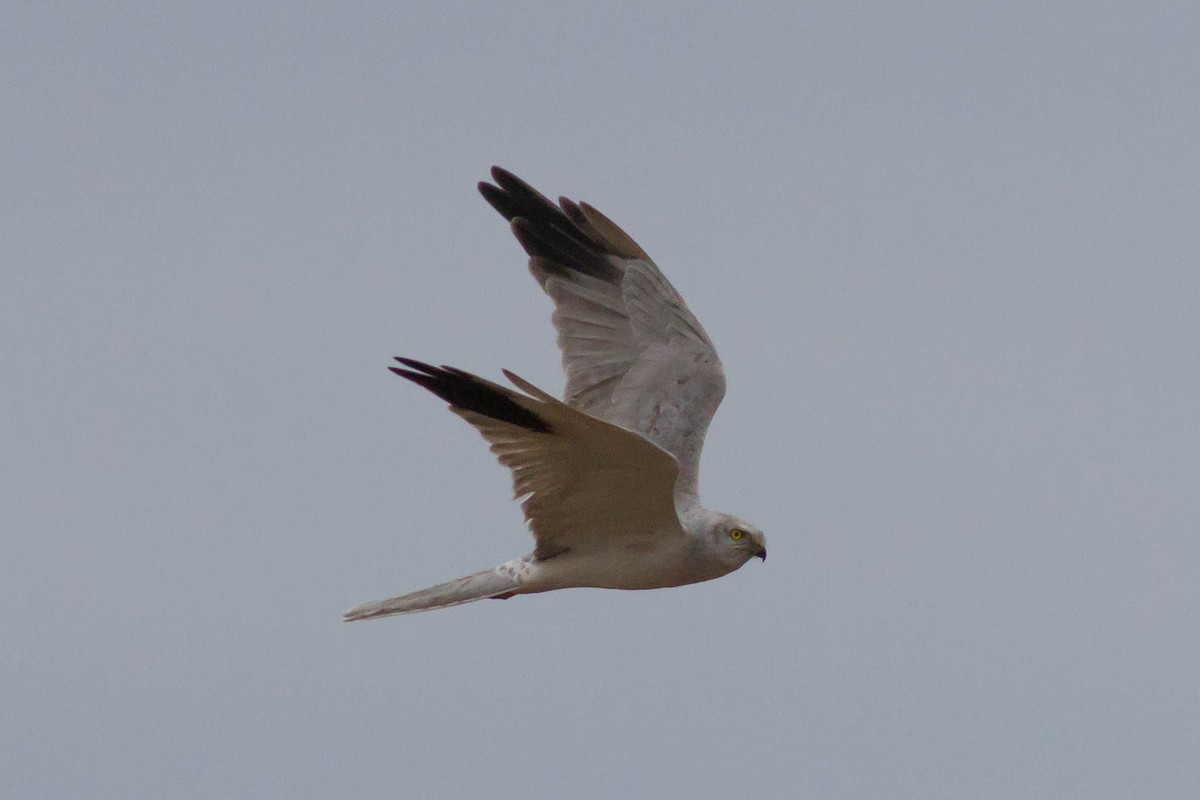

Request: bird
left=343, top=167, right=765, bottom=621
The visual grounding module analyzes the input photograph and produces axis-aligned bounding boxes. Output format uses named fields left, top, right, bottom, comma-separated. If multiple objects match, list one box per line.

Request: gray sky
left=4, top=3, right=1198, bottom=798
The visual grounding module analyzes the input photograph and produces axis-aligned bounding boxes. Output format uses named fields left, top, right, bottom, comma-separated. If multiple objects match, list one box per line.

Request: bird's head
left=704, top=512, right=767, bottom=567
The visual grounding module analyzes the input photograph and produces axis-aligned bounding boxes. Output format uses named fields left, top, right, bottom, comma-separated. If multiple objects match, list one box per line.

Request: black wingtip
left=477, top=181, right=514, bottom=220
left=510, top=217, right=537, bottom=257
left=394, top=356, right=435, bottom=373
left=390, top=357, right=552, bottom=434
left=490, top=165, right=519, bottom=186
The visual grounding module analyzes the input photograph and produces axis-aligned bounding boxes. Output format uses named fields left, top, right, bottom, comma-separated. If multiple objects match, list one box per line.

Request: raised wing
left=478, top=167, right=726, bottom=501
left=391, top=359, right=684, bottom=559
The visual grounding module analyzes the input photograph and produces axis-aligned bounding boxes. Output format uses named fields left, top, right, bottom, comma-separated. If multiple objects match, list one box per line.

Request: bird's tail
left=343, top=563, right=522, bottom=621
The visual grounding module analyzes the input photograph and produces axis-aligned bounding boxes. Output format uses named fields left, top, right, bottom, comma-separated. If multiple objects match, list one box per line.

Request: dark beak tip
left=756, top=548, right=767, bottom=562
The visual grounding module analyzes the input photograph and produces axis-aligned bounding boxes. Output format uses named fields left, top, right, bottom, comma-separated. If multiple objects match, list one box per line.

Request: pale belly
left=518, top=541, right=731, bottom=592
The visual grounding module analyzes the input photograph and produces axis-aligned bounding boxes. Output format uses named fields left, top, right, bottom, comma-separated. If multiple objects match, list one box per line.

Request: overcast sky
left=4, top=3, right=1198, bottom=798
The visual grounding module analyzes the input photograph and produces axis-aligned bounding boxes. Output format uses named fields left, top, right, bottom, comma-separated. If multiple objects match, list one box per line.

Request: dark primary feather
left=390, top=358, right=552, bottom=434
left=510, top=218, right=611, bottom=279
left=478, top=166, right=624, bottom=284
left=478, top=169, right=594, bottom=251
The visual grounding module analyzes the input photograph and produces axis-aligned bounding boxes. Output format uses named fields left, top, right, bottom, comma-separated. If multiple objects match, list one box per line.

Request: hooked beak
left=756, top=547, right=767, bottom=562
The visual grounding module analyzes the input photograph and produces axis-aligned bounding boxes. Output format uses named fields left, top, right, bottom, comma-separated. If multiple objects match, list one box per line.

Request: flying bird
left=344, top=167, right=765, bottom=620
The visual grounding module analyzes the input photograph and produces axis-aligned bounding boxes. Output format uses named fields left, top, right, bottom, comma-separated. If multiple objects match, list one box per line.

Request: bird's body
left=344, top=167, right=764, bottom=621
left=525, top=533, right=716, bottom=591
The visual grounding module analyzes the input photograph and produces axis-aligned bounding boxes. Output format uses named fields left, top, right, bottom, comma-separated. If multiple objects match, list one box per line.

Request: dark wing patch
left=478, top=166, right=624, bottom=284
left=390, top=358, right=552, bottom=434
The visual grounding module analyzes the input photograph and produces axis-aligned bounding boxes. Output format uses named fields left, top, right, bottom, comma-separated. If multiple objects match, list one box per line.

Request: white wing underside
left=543, top=261, right=725, bottom=501
left=480, top=168, right=727, bottom=504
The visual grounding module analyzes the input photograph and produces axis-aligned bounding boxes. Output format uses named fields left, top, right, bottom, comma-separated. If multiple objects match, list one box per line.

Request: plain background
left=4, top=3, right=1198, bottom=798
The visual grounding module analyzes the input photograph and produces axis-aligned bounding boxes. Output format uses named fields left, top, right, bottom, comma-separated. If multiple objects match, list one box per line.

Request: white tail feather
left=343, top=565, right=522, bottom=621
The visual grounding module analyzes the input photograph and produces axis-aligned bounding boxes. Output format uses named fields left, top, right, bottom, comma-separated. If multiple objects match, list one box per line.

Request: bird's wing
left=478, top=167, right=726, bottom=502
left=391, top=359, right=684, bottom=560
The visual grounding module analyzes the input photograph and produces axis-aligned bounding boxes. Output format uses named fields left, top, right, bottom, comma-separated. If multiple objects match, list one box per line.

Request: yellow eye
left=729, top=528, right=745, bottom=540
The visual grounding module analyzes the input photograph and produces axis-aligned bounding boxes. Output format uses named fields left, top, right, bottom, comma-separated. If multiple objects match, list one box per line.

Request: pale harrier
left=344, top=168, right=765, bottom=620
